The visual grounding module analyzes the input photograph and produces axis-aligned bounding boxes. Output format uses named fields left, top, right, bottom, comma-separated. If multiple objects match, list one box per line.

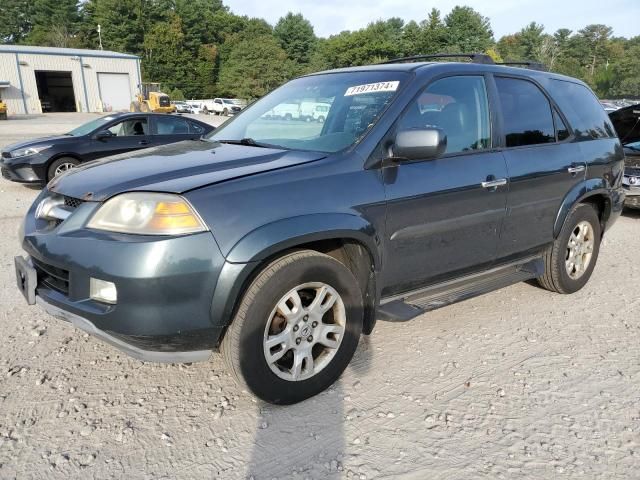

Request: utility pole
left=97, top=24, right=103, bottom=50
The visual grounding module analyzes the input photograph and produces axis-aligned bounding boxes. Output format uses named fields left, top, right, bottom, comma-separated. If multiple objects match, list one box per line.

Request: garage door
left=97, top=73, right=131, bottom=111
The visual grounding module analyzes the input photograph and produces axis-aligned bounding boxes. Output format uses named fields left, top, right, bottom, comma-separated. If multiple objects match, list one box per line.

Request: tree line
left=1, top=0, right=638, bottom=100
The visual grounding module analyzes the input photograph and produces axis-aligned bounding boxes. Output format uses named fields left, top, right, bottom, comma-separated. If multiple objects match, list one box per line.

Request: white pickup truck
left=211, top=98, right=244, bottom=116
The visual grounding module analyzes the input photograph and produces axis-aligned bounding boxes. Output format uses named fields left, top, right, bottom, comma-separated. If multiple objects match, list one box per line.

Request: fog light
left=90, top=278, right=117, bottom=304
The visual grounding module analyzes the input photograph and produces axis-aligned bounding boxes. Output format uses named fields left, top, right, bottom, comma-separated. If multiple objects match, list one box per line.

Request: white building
left=0, top=45, right=141, bottom=115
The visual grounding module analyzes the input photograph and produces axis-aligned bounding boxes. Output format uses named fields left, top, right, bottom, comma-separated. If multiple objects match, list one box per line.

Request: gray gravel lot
left=0, top=113, right=639, bottom=479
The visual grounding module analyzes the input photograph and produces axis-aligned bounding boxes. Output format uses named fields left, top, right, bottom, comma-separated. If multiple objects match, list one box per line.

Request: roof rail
left=495, top=61, right=548, bottom=72
left=381, top=53, right=495, bottom=65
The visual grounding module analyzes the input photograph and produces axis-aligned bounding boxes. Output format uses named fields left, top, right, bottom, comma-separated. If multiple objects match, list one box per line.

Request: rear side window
left=188, top=121, right=205, bottom=135
left=155, top=116, right=190, bottom=135
left=548, top=80, right=616, bottom=141
left=495, top=77, right=555, bottom=147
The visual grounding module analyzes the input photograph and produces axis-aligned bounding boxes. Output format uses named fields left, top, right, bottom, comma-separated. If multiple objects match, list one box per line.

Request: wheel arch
left=212, top=215, right=382, bottom=340
left=553, top=179, right=613, bottom=239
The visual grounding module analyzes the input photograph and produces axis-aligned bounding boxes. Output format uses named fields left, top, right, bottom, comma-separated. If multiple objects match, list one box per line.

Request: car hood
left=609, top=103, right=640, bottom=146
left=48, top=140, right=327, bottom=201
left=2, top=135, right=74, bottom=153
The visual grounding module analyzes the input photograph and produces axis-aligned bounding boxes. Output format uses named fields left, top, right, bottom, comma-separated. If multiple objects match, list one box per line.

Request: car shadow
left=245, top=334, right=374, bottom=479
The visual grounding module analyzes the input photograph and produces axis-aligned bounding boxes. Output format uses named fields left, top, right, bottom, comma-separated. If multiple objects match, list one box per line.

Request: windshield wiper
left=216, top=138, right=274, bottom=148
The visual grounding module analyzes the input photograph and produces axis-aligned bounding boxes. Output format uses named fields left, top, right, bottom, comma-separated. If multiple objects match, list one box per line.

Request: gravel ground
left=0, top=114, right=639, bottom=479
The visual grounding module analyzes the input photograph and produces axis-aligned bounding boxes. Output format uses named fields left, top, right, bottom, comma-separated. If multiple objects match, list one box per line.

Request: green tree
left=519, top=22, right=545, bottom=60
left=443, top=6, right=494, bottom=52
left=142, top=15, right=190, bottom=92
left=0, top=0, right=34, bottom=43
left=217, top=34, right=293, bottom=99
left=26, top=0, right=80, bottom=46
left=274, top=13, right=317, bottom=66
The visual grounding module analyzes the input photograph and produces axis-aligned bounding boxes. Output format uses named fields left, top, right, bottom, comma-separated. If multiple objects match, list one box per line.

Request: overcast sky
left=224, top=0, right=638, bottom=39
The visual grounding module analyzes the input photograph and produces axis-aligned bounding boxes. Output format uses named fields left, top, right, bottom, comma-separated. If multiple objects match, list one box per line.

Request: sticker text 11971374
left=344, top=81, right=400, bottom=96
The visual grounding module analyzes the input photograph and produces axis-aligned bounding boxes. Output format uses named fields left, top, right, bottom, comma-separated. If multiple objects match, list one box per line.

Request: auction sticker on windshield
left=345, top=81, right=399, bottom=96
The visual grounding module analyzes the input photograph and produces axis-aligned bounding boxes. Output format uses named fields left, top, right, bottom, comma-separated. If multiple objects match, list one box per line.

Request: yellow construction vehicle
left=0, top=85, right=7, bottom=120
left=130, top=83, right=176, bottom=113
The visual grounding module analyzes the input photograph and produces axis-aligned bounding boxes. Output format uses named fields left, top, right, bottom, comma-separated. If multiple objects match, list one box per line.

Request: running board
left=377, top=257, right=543, bottom=322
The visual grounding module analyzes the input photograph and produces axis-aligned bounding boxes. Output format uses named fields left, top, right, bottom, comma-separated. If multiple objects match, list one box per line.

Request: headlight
left=10, top=145, right=52, bottom=158
left=87, top=192, right=208, bottom=235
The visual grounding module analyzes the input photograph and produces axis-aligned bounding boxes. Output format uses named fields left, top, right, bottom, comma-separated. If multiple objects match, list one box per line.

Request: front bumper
left=1, top=157, right=45, bottom=183
left=20, top=193, right=233, bottom=361
left=623, top=183, right=640, bottom=209
left=37, top=295, right=212, bottom=363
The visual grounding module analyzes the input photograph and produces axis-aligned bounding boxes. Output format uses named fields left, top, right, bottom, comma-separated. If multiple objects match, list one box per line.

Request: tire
left=537, top=203, right=601, bottom=294
left=0, top=112, right=7, bottom=120
left=317, top=116, right=325, bottom=123
left=284, top=113, right=293, bottom=121
left=203, top=107, right=209, bottom=115
left=223, top=108, right=229, bottom=116
left=47, top=157, right=80, bottom=181
left=221, top=250, right=363, bottom=404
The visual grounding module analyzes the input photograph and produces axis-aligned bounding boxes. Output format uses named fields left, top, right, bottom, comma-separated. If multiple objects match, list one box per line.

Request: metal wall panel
left=0, top=51, right=140, bottom=114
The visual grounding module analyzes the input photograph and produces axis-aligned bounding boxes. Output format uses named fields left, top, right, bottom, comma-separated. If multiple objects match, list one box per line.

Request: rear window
left=548, top=80, right=616, bottom=141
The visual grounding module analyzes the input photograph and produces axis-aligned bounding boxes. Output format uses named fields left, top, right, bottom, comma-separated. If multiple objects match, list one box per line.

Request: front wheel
left=47, top=157, right=80, bottom=181
left=221, top=251, right=363, bottom=404
left=537, top=203, right=601, bottom=294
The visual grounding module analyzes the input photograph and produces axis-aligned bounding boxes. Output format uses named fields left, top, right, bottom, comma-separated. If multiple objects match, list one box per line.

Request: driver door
left=381, top=75, right=508, bottom=296
left=88, top=116, right=151, bottom=160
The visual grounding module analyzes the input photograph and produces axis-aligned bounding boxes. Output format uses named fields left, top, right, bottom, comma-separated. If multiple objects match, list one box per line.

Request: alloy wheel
left=565, top=220, right=595, bottom=279
left=263, top=282, right=346, bottom=381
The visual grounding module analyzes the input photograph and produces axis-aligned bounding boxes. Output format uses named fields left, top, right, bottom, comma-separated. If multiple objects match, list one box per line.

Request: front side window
left=107, top=118, right=148, bottom=136
left=154, top=116, right=190, bottom=135
left=495, top=77, right=555, bottom=147
left=207, top=72, right=409, bottom=153
left=397, top=75, right=490, bottom=154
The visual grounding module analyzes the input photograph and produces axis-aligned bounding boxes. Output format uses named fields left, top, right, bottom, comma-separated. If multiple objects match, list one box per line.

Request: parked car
left=609, top=103, right=640, bottom=208
left=212, top=98, right=243, bottom=116
left=1, top=112, right=214, bottom=184
left=185, top=100, right=205, bottom=114
left=15, top=55, right=624, bottom=405
left=171, top=101, right=194, bottom=114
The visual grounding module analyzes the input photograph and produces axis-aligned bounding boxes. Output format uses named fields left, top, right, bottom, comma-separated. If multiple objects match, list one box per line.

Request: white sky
left=224, top=0, right=638, bottom=39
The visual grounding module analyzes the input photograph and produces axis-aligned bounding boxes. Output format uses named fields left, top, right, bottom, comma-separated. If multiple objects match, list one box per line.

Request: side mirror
left=95, top=130, right=114, bottom=141
left=392, top=127, right=447, bottom=161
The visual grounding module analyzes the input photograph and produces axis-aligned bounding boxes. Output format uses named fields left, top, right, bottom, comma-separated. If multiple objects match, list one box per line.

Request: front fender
left=225, top=213, right=382, bottom=268
left=553, top=178, right=613, bottom=238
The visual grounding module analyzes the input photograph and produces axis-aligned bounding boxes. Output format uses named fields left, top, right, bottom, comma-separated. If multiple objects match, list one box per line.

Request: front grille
left=1, top=166, right=10, bottom=179
left=32, top=258, right=69, bottom=295
left=64, top=196, right=84, bottom=209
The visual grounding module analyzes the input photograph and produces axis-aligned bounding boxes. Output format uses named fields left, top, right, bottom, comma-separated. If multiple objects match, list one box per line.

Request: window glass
left=554, top=109, right=570, bottom=141
left=495, top=77, right=555, bottom=147
left=189, top=121, right=205, bottom=135
left=155, top=116, right=190, bottom=135
left=208, top=71, right=409, bottom=153
left=397, top=76, right=490, bottom=154
left=548, top=80, right=616, bottom=140
left=107, top=118, right=148, bottom=136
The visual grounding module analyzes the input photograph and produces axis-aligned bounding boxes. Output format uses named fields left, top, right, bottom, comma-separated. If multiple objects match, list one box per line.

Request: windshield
left=207, top=71, right=409, bottom=153
left=67, top=115, right=119, bottom=136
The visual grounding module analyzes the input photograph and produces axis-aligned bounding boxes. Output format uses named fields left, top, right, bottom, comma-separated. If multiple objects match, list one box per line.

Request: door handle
left=568, top=165, right=585, bottom=175
left=138, top=140, right=149, bottom=145
left=481, top=178, right=507, bottom=189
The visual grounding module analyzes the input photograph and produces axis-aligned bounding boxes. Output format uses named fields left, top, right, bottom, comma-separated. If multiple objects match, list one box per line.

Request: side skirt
left=377, top=256, right=544, bottom=322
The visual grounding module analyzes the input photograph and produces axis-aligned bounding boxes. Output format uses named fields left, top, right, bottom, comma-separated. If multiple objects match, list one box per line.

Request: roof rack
left=495, top=61, right=548, bottom=72
left=381, top=53, right=495, bottom=65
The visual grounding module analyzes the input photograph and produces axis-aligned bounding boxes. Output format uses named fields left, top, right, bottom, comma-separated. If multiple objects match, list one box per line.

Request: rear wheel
left=47, top=157, right=80, bottom=181
left=223, top=108, right=229, bottom=116
left=317, top=115, right=325, bottom=123
left=221, top=250, right=363, bottom=404
left=538, top=203, right=601, bottom=294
